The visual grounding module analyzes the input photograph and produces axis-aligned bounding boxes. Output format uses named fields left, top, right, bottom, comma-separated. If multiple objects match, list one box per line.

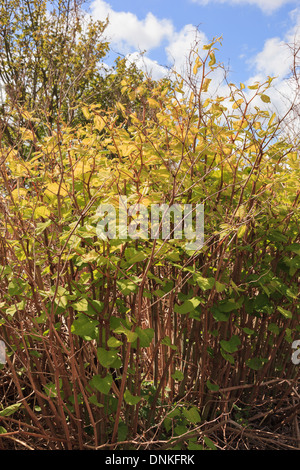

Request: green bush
left=0, top=32, right=299, bottom=449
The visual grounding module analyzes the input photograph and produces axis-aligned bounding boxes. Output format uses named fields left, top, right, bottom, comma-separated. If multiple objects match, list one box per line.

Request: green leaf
left=285, top=288, right=298, bottom=300
left=107, top=336, right=123, bottom=348
left=218, top=300, right=239, bottom=312
left=268, top=231, right=287, bottom=243
left=204, top=436, right=217, bottom=450
left=212, top=309, right=230, bottom=322
left=88, top=395, right=104, bottom=408
left=87, top=300, right=104, bottom=316
left=215, top=281, right=226, bottom=293
left=43, top=379, right=62, bottom=398
left=35, top=311, right=47, bottom=324
left=168, top=408, right=181, bottom=419
left=97, top=348, right=119, bottom=368
left=134, top=327, right=154, bottom=347
left=124, top=248, right=146, bottom=264
left=277, top=306, right=292, bottom=319
left=35, top=220, right=52, bottom=236
left=164, top=417, right=172, bottom=432
left=35, top=206, right=51, bottom=218
left=268, top=323, right=280, bottom=335
left=220, top=349, right=235, bottom=364
left=237, top=224, right=247, bottom=239
left=73, top=298, right=89, bottom=312
left=6, top=305, right=17, bottom=316
left=117, top=279, right=138, bottom=295
left=174, top=297, right=201, bottom=314
left=195, top=276, right=215, bottom=291
left=188, top=441, right=203, bottom=450
left=175, top=424, right=188, bottom=436
left=0, top=403, right=22, bottom=417
left=90, top=374, right=112, bottom=395
left=286, top=243, right=300, bottom=255
left=0, top=426, right=7, bottom=434
left=220, top=335, right=241, bottom=353
left=182, top=407, right=201, bottom=424
left=113, top=325, right=138, bottom=343
left=171, top=370, right=184, bottom=381
left=285, top=328, right=293, bottom=343
left=243, top=327, right=255, bottom=336
left=124, top=389, right=142, bottom=405
left=118, top=422, right=128, bottom=442
left=54, top=294, right=68, bottom=309
left=8, top=279, right=26, bottom=296
left=152, top=289, right=165, bottom=298
left=246, top=357, right=264, bottom=370
left=162, top=336, right=177, bottom=350
left=110, top=356, right=122, bottom=369
left=71, top=314, right=98, bottom=340
left=206, top=380, right=219, bottom=391
left=166, top=252, right=181, bottom=262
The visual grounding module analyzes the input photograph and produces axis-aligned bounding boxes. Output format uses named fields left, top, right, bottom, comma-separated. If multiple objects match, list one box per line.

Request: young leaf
left=277, top=306, right=292, bottom=319
left=196, top=276, right=215, bottom=291
left=0, top=403, right=22, bottom=417
left=171, top=370, right=184, bottom=381
left=90, top=374, right=113, bottom=395
left=97, top=348, right=119, bottom=368
left=204, top=436, right=217, bottom=450
left=124, top=390, right=142, bottom=405
left=220, top=335, right=241, bottom=353
left=260, top=94, right=271, bottom=103
left=206, top=380, right=219, bottom=391
left=71, top=314, right=98, bottom=340
left=246, top=357, right=264, bottom=370
left=107, top=337, right=123, bottom=348
left=174, top=297, right=201, bottom=314
left=182, top=407, right=201, bottom=424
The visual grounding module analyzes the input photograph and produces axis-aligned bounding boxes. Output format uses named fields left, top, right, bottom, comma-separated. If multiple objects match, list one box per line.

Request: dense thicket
left=0, top=0, right=299, bottom=450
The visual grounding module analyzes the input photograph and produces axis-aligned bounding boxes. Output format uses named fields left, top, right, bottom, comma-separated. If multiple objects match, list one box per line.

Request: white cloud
left=191, top=0, right=295, bottom=15
left=91, top=0, right=174, bottom=54
left=250, top=37, right=292, bottom=79
left=166, top=25, right=208, bottom=72
left=89, top=0, right=300, bottom=131
left=125, top=52, right=168, bottom=80
left=90, top=2, right=209, bottom=78
left=121, top=25, right=208, bottom=81
left=245, top=8, right=300, bottom=117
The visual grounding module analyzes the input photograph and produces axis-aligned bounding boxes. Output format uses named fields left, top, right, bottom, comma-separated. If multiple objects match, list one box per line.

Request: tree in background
left=0, top=0, right=162, bottom=156
left=0, top=0, right=109, bottom=140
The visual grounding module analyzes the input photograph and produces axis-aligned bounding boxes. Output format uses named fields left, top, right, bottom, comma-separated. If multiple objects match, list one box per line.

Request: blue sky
left=89, top=1, right=299, bottom=78
left=88, top=0, right=300, bottom=117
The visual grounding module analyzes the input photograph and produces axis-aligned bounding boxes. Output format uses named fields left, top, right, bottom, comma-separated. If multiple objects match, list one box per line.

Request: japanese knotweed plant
left=0, top=37, right=299, bottom=449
